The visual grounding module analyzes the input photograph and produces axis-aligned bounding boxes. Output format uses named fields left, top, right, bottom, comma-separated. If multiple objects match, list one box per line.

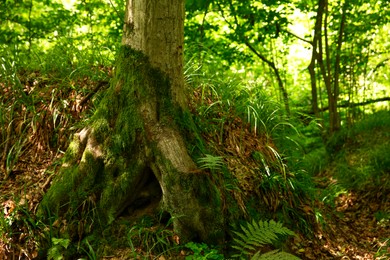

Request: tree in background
left=185, top=0, right=390, bottom=134
left=39, top=0, right=224, bottom=243
left=306, top=0, right=390, bottom=133
left=307, top=0, right=346, bottom=133
left=186, top=0, right=292, bottom=116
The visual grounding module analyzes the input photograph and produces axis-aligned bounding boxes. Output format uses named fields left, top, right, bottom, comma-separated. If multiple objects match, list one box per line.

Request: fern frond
left=232, top=219, right=295, bottom=258
left=248, top=220, right=271, bottom=246
left=197, top=154, right=224, bottom=171
left=231, top=236, right=256, bottom=252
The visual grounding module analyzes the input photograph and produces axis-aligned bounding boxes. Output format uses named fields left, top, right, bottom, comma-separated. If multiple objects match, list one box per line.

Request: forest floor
left=1, top=118, right=388, bottom=259
left=294, top=179, right=389, bottom=259
left=0, top=74, right=389, bottom=259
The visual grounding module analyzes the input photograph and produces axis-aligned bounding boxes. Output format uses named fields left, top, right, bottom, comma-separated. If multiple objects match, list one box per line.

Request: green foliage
left=278, top=115, right=326, bottom=175
left=374, top=210, right=390, bottom=223
left=318, top=180, right=347, bottom=207
left=374, top=238, right=390, bottom=259
left=127, top=216, right=178, bottom=258
left=0, top=54, right=32, bottom=178
left=232, top=219, right=295, bottom=258
left=185, top=0, right=390, bottom=132
left=1, top=0, right=389, bottom=258
left=300, top=148, right=328, bottom=176
left=189, top=68, right=285, bottom=141
left=0, top=205, right=13, bottom=243
left=0, top=198, right=49, bottom=259
left=185, top=242, right=224, bottom=260
left=197, top=154, right=225, bottom=171
left=0, top=0, right=123, bottom=59
left=47, top=237, right=71, bottom=260
left=326, top=111, right=390, bottom=190
left=186, top=62, right=317, bottom=234
left=79, top=239, right=98, bottom=260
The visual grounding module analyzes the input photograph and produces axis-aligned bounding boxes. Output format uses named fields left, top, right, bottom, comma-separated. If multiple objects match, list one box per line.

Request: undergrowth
left=185, top=64, right=316, bottom=236
left=327, top=111, right=390, bottom=191
left=1, top=22, right=388, bottom=259
left=0, top=44, right=110, bottom=179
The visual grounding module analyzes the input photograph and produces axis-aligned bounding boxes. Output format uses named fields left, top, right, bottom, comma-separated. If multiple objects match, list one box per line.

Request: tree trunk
left=39, top=0, right=224, bottom=244
left=244, top=41, right=291, bottom=116
left=330, top=0, right=347, bottom=132
left=308, top=0, right=342, bottom=134
left=308, top=0, right=325, bottom=119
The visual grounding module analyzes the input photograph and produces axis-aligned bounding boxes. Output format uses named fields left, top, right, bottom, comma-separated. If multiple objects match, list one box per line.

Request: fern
left=232, top=219, right=298, bottom=259
left=197, top=154, right=224, bottom=171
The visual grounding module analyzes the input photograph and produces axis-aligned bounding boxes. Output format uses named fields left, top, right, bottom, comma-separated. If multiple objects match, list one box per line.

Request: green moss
left=113, top=107, right=141, bottom=152
left=62, top=135, right=81, bottom=163
left=39, top=166, right=78, bottom=215
left=175, top=109, right=208, bottom=156
left=92, top=118, right=110, bottom=144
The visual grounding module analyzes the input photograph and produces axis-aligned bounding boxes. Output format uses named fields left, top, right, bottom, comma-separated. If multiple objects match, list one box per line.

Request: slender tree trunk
left=330, top=0, right=348, bottom=132
left=244, top=41, right=291, bottom=116
left=222, top=1, right=290, bottom=116
left=308, top=0, right=343, bottom=134
left=39, top=0, right=224, bottom=244
left=307, top=0, right=325, bottom=118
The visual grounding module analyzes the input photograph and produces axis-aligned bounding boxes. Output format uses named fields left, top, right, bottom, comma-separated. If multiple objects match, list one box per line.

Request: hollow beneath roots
left=119, top=168, right=163, bottom=220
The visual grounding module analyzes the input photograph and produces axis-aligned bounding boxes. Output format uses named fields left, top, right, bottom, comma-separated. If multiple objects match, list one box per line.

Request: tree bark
left=39, top=0, right=224, bottom=244
left=308, top=0, right=344, bottom=134
left=330, top=0, right=347, bottom=132
left=307, top=0, right=325, bottom=118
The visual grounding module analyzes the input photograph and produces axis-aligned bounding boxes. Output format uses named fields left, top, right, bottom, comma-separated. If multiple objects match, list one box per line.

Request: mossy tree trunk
left=39, top=0, right=224, bottom=243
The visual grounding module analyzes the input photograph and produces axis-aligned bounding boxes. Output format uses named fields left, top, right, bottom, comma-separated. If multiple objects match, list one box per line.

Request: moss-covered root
left=150, top=124, right=225, bottom=243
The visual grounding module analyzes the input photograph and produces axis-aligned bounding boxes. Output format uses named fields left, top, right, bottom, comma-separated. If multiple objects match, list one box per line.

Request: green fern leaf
left=245, top=224, right=267, bottom=247
left=232, top=238, right=257, bottom=253
left=232, top=219, right=295, bottom=258
left=232, top=230, right=260, bottom=249
left=246, top=222, right=267, bottom=246
left=231, top=246, right=252, bottom=257
left=251, top=221, right=271, bottom=244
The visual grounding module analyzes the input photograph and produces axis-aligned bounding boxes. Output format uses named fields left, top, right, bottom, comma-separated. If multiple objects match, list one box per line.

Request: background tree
left=185, top=0, right=389, bottom=134
left=186, top=0, right=292, bottom=115
left=306, top=0, right=390, bottom=133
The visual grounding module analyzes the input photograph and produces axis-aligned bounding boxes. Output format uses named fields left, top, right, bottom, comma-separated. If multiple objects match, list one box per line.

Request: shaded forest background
left=0, top=0, right=389, bottom=259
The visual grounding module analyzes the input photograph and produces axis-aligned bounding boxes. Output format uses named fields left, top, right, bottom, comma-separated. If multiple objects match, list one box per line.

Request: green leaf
left=51, top=237, right=71, bottom=249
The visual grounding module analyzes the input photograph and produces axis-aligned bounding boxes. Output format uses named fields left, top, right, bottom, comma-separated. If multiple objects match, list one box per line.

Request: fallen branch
left=302, top=97, right=390, bottom=115
left=320, top=97, right=390, bottom=112
left=79, top=80, right=109, bottom=107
